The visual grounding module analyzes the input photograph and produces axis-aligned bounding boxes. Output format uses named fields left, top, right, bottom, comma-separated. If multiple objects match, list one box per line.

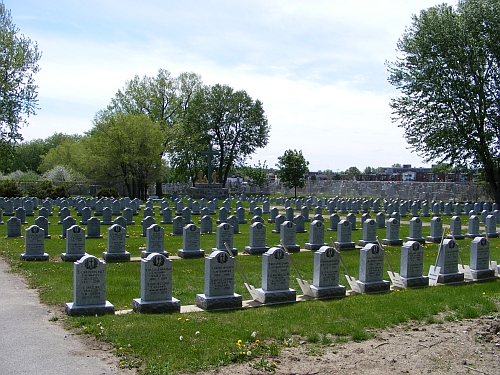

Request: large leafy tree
left=86, top=112, right=165, bottom=199
left=0, top=3, right=41, bottom=162
left=185, top=84, right=270, bottom=187
left=387, top=0, right=500, bottom=202
left=276, top=149, right=309, bottom=198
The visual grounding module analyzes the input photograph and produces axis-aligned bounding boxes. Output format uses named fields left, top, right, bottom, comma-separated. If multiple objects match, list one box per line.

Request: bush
left=95, top=187, right=120, bottom=199
left=0, top=179, right=22, bottom=197
left=30, top=180, right=69, bottom=199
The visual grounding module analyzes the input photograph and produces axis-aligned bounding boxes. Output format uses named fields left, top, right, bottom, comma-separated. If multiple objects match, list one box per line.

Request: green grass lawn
left=1, top=204, right=499, bottom=374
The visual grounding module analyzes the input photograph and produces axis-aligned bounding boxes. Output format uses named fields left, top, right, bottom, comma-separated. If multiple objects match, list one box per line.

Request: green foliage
left=345, top=166, right=361, bottom=175
left=185, top=84, right=270, bottom=186
left=30, top=180, right=68, bottom=199
left=0, top=179, right=22, bottom=197
left=242, top=160, right=269, bottom=190
left=95, top=187, right=120, bottom=199
left=387, top=0, right=500, bottom=202
left=275, top=149, right=309, bottom=197
left=0, top=3, right=41, bottom=157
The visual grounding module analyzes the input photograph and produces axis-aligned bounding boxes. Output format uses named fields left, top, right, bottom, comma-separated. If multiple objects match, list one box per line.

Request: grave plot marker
left=61, top=225, right=87, bottom=262
left=178, top=223, right=204, bottom=259
left=20, top=225, right=48, bottom=261
left=310, top=246, right=346, bottom=299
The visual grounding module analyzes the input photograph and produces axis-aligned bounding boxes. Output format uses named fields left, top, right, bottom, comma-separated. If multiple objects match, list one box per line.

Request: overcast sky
left=9, top=0, right=444, bottom=172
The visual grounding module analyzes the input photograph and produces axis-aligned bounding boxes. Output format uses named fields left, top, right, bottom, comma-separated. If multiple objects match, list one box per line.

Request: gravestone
left=24, top=199, right=34, bottom=216
left=34, top=216, right=51, bottom=239
left=216, top=207, right=228, bottom=224
left=293, top=214, right=306, bottom=233
left=195, top=250, right=242, bottom=311
left=328, top=213, right=340, bottom=231
left=101, top=207, right=113, bottom=225
left=301, top=206, right=310, bottom=222
left=227, top=215, right=240, bottom=234
left=425, top=217, right=443, bottom=243
left=334, top=220, right=355, bottom=250
left=112, top=200, right=122, bottom=216
left=382, top=218, right=403, bottom=246
left=143, top=207, right=154, bottom=219
left=213, top=223, right=237, bottom=255
left=285, top=207, right=294, bottom=221
left=268, top=207, right=278, bottom=223
left=132, top=253, right=180, bottom=313
left=161, top=207, right=173, bottom=224
left=466, top=215, right=481, bottom=238
left=376, top=212, right=386, bottom=229
left=15, top=207, right=27, bottom=224
left=58, top=206, right=70, bottom=224
left=61, top=224, right=87, bottom=261
left=80, top=207, right=91, bottom=225
left=254, top=246, right=296, bottom=304
left=102, top=224, right=130, bottom=262
left=192, top=201, right=200, bottom=215
left=94, top=200, right=103, bottom=216
left=199, top=215, right=213, bottom=234
left=141, top=216, right=156, bottom=237
left=182, top=207, right=193, bottom=225
left=123, top=207, right=135, bottom=225
left=141, top=224, right=169, bottom=258
left=485, top=215, right=499, bottom=238
left=411, top=202, right=419, bottom=217
left=65, top=255, right=114, bottom=316
left=60, top=216, right=76, bottom=239
left=358, top=219, right=377, bottom=247
left=251, top=215, right=265, bottom=224
left=400, top=241, right=429, bottom=287
left=436, top=239, right=465, bottom=284
left=447, top=216, right=465, bottom=240
left=172, top=216, right=184, bottom=235
left=86, top=217, right=103, bottom=238
left=254, top=207, right=263, bottom=217
left=310, top=246, right=346, bottom=298
left=178, top=223, right=204, bottom=259
left=346, top=213, right=357, bottom=231
left=272, top=215, right=286, bottom=233
left=245, top=222, right=269, bottom=255
left=421, top=202, right=430, bottom=217
left=3, top=199, right=14, bottom=216
left=305, top=220, right=327, bottom=250
left=432, top=203, right=441, bottom=217
left=280, top=220, right=300, bottom=252
left=405, top=217, right=425, bottom=244
left=38, top=207, right=49, bottom=220
left=20, top=225, right=48, bottom=261
left=469, top=237, right=495, bottom=280
left=357, top=243, right=390, bottom=293
left=262, top=201, right=270, bottom=214
left=236, top=207, right=247, bottom=224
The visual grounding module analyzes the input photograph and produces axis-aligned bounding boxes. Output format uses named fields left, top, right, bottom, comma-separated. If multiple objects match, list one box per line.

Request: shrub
left=30, top=180, right=69, bottom=199
left=0, top=179, right=22, bottom=197
left=95, top=187, right=120, bottom=199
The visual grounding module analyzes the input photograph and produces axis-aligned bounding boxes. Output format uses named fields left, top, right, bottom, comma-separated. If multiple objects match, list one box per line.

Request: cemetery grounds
left=1, top=199, right=500, bottom=375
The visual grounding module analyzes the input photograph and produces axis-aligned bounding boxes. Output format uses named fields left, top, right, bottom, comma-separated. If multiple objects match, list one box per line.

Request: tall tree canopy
left=387, top=0, right=500, bottom=202
left=0, top=3, right=41, bottom=160
left=185, top=84, right=270, bottom=187
left=275, top=149, right=309, bottom=198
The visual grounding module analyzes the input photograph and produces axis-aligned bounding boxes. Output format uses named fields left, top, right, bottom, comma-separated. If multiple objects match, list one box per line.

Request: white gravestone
left=334, top=220, right=356, bottom=250
left=310, top=246, right=346, bottom=298
left=405, top=217, right=425, bottom=244
left=34, top=216, right=51, bottom=239
left=425, top=217, right=443, bottom=243
left=102, top=224, right=130, bottom=262
left=213, top=223, right=237, bottom=255
left=195, top=250, right=242, bottom=311
left=61, top=225, right=88, bottom=262
left=305, top=220, right=327, bottom=250
left=86, top=217, right=103, bottom=238
left=279, top=220, right=300, bottom=252
left=356, top=243, right=390, bottom=293
left=382, top=218, right=403, bottom=246
left=400, top=241, right=429, bottom=287
left=178, top=223, right=204, bottom=259
left=358, top=219, right=378, bottom=247
left=254, top=246, right=296, bottom=304
left=141, top=224, right=169, bottom=258
left=245, top=222, right=269, bottom=255
left=436, top=239, right=465, bottom=284
left=469, top=237, right=495, bottom=280
left=20, top=225, right=49, bottom=261
left=65, top=255, right=114, bottom=316
left=132, top=253, right=180, bottom=313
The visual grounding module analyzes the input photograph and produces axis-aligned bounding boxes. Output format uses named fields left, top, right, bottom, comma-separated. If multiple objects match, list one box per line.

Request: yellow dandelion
left=177, top=317, right=182, bottom=321
left=185, top=318, right=190, bottom=322
left=118, top=347, right=123, bottom=350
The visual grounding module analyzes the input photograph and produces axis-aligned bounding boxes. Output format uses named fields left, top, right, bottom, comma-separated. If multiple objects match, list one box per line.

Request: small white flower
left=179, top=336, right=183, bottom=341
left=246, top=351, right=252, bottom=356
left=195, top=331, right=200, bottom=335
left=251, top=331, right=257, bottom=338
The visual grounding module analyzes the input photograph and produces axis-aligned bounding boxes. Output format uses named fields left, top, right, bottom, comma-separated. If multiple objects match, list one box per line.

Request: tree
left=387, top=0, right=500, bottom=202
left=185, top=84, right=270, bottom=187
left=243, top=160, right=269, bottom=191
left=345, top=166, right=361, bottom=175
left=275, top=149, right=309, bottom=198
left=86, top=112, right=165, bottom=199
left=0, top=3, right=41, bottom=160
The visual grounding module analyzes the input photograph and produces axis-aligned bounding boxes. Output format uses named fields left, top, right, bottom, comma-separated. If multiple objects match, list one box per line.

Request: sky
left=9, top=0, right=444, bottom=172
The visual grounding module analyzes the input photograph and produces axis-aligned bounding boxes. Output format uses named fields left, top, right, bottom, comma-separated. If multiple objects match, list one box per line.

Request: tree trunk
left=155, top=182, right=162, bottom=196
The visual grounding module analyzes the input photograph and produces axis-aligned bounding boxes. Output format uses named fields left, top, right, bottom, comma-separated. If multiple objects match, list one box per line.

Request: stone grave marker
left=199, top=215, right=213, bottom=234
left=34, top=216, right=51, bottom=239
left=86, top=217, right=103, bottom=238
left=182, top=207, right=193, bottom=225
left=285, top=207, right=294, bottom=221
left=24, top=199, right=34, bottom=216
left=228, top=215, right=240, bottom=234
left=405, top=217, right=425, bottom=244
left=143, top=207, right=154, bottom=219
left=334, top=220, right=355, bottom=250
left=485, top=215, right=499, bottom=238
left=141, top=224, right=169, bottom=258
left=251, top=215, right=264, bottom=224
left=421, top=202, right=430, bottom=217
left=310, top=246, right=346, bottom=298
left=3, top=199, right=13, bottom=216
left=112, top=200, right=122, bottom=216
left=376, top=212, right=386, bottom=229
left=58, top=206, right=70, bottom=224
left=346, top=213, right=357, bottom=231
left=178, top=223, right=204, bottom=259
left=161, top=207, right=173, bottom=224
left=192, top=201, right=200, bottom=215
left=80, top=207, right=91, bottom=225
left=141, top=216, right=156, bottom=237
left=254, top=207, right=263, bottom=217
left=213, top=223, right=237, bottom=255
left=171, top=216, right=183, bottom=235
left=236, top=207, right=247, bottom=224
left=466, top=215, right=480, bottom=238
left=447, top=216, right=465, bottom=240
left=293, top=214, right=306, bottom=233
left=216, top=207, right=228, bottom=224
left=60, top=216, right=76, bottom=239
left=358, top=219, right=377, bottom=247
left=356, top=243, right=390, bottom=293
left=436, top=239, right=464, bottom=284
left=61, top=225, right=87, bottom=262
left=400, top=241, right=428, bottom=287
left=425, top=217, right=443, bottom=243
left=301, top=206, right=310, bottom=222
left=268, top=207, right=278, bottom=223
left=132, top=253, right=180, bottom=313
left=20, top=225, right=48, bottom=261
left=328, top=213, right=340, bottom=231
left=382, top=218, right=403, bottom=246
left=102, top=224, right=130, bottom=262
left=469, top=237, right=495, bottom=280
left=15, top=207, right=27, bottom=224
left=280, top=220, right=300, bottom=252
left=254, top=246, right=296, bottom=304
left=245, top=222, right=269, bottom=255
left=195, top=250, right=242, bottom=311
left=65, top=255, right=114, bottom=316
left=123, top=207, right=135, bottom=225
left=101, top=207, right=113, bottom=225
left=305, top=220, right=327, bottom=250
left=272, top=214, right=285, bottom=233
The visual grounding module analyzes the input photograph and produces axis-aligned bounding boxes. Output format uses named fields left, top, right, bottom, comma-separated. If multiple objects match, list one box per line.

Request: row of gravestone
left=64, top=236, right=498, bottom=316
